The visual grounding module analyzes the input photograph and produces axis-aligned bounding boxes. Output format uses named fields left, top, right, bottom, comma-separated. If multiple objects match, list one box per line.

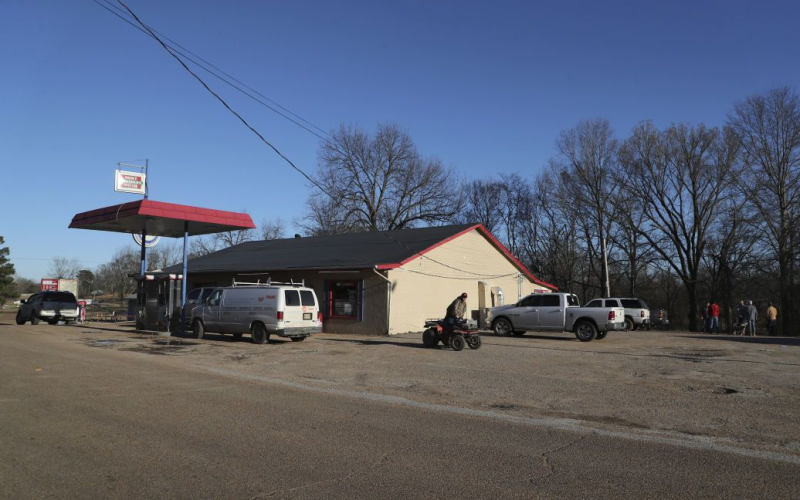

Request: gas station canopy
left=69, top=200, right=255, bottom=237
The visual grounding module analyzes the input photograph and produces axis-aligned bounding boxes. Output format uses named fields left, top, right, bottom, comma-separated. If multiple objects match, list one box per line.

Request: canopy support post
left=180, top=221, right=189, bottom=334
left=140, top=222, right=147, bottom=276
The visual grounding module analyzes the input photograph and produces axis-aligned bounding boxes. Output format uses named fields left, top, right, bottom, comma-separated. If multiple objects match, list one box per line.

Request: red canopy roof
left=69, top=200, right=255, bottom=238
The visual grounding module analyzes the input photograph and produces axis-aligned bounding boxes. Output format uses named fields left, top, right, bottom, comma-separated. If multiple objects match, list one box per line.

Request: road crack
left=529, top=434, right=589, bottom=484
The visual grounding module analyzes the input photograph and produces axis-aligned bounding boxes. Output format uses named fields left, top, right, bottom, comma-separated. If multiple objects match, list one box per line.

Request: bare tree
left=48, top=257, right=81, bottom=279
left=619, top=122, right=739, bottom=331
left=259, top=218, right=286, bottom=240
left=94, top=247, right=139, bottom=301
left=461, top=179, right=504, bottom=232
left=13, top=276, right=38, bottom=294
left=302, top=124, right=463, bottom=233
left=728, top=87, right=800, bottom=335
left=554, top=119, right=620, bottom=297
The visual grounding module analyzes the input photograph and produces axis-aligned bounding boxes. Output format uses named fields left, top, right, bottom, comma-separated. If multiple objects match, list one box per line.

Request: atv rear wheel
left=422, top=328, right=438, bottom=348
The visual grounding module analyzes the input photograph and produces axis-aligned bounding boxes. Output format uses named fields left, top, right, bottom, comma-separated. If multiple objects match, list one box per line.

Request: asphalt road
left=1, top=322, right=799, bottom=499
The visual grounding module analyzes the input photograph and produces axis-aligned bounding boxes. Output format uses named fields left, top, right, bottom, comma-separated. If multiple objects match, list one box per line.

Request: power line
left=112, top=1, right=533, bottom=283
left=92, top=0, right=331, bottom=143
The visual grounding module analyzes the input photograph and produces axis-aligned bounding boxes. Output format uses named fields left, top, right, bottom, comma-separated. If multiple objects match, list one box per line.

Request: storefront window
left=328, top=281, right=360, bottom=319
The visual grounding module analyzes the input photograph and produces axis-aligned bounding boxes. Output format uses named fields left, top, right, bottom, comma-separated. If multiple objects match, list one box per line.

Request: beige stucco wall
left=186, top=270, right=389, bottom=335
left=387, top=229, right=551, bottom=334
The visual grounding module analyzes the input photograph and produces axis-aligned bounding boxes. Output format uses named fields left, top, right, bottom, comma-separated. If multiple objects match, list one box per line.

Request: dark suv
left=16, top=291, right=79, bottom=325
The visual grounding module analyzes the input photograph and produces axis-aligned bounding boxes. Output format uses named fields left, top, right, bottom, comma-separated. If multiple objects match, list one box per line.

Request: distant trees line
left=14, top=87, right=798, bottom=334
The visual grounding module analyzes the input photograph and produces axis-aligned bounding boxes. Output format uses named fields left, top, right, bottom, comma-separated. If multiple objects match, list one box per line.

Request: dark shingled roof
left=165, top=224, right=477, bottom=274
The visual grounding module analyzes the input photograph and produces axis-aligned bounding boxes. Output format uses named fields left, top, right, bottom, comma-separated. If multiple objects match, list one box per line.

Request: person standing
left=766, top=302, right=778, bottom=336
left=703, top=302, right=711, bottom=333
left=746, top=300, right=758, bottom=337
left=709, top=300, right=720, bottom=334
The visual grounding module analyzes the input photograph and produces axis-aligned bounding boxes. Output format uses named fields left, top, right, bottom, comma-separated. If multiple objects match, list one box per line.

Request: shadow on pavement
left=680, top=335, right=800, bottom=347
left=323, top=337, right=426, bottom=349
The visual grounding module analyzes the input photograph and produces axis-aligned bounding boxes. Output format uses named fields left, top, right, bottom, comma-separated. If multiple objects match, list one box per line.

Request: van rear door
left=299, top=289, right=319, bottom=326
left=283, top=289, right=302, bottom=327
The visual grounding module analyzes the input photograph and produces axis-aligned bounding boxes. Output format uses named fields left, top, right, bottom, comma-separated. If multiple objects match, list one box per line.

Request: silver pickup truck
left=486, top=292, right=625, bottom=341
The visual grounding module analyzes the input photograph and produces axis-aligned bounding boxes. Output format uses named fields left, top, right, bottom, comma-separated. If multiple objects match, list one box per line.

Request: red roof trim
left=376, top=224, right=557, bottom=290
left=69, top=200, right=255, bottom=230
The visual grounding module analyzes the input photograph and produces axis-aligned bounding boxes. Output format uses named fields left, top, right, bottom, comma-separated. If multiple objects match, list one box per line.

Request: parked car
left=191, top=281, right=322, bottom=343
left=486, top=292, right=625, bottom=341
left=16, top=291, right=79, bottom=325
left=584, top=297, right=650, bottom=331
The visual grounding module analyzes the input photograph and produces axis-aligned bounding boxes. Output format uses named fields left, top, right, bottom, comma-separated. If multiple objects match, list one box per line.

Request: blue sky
left=2, top=0, right=798, bottom=280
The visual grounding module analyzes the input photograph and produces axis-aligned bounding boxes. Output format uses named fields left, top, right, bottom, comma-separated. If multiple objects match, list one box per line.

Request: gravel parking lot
left=9, top=318, right=800, bottom=460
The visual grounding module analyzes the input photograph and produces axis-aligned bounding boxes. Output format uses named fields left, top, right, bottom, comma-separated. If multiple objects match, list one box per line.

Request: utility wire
left=93, top=0, right=331, bottom=144
left=113, top=0, right=531, bottom=283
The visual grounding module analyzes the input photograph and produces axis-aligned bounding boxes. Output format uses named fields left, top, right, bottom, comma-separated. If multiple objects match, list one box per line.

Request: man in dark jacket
left=445, top=293, right=468, bottom=328
left=746, top=300, right=758, bottom=337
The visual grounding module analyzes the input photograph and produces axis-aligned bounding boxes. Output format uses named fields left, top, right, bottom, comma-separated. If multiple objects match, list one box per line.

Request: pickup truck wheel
left=624, top=318, right=634, bottom=331
left=290, top=336, right=306, bottom=342
left=422, top=328, right=438, bottom=348
left=30, top=315, right=40, bottom=325
left=596, top=331, right=607, bottom=340
left=192, top=320, right=205, bottom=340
left=251, top=323, right=269, bottom=344
left=15, top=312, right=25, bottom=325
left=492, top=318, right=513, bottom=336
left=451, top=334, right=466, bottom=351
left=574, top=321, right=597, bottom=342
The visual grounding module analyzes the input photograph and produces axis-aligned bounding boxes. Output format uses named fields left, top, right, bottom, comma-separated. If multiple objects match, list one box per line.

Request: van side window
left=187, top=289, right=201, bottom=301
left=285, top=290, right=301, bottom=307
left=207, top=290, right=222, bottom=306
left=300, top=290, right=316, bottom=307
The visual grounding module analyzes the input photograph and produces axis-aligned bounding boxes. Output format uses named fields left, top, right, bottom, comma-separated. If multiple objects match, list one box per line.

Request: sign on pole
left=132, top=233, right=161, bottom=248
left=115, top=170, right=146, bottom=195
left=40, top=279, right=59, bottom=291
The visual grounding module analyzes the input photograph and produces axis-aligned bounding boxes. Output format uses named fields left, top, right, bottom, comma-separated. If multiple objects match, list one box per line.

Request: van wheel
left=30, top=315, right=40, bottom=325
left=252, top=323, right=269, bottom=344
left=16, top=312, right=26, bottom=325
left=193, top=320, right=205, bottom=340
left=290, top=336, right=306, bottom=342
left=575, top=321, right=597, bottom=341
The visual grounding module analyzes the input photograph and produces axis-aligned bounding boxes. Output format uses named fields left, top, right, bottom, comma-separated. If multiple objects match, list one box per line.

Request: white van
left=190, top=281, right=321, bottom=344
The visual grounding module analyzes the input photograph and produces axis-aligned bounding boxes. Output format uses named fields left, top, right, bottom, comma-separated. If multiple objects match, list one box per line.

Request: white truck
left=486, top=292, right=625, bottom=341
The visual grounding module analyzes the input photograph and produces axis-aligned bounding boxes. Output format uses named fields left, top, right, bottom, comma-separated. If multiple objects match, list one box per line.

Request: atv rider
left=445, top=293, right=468, bottom=329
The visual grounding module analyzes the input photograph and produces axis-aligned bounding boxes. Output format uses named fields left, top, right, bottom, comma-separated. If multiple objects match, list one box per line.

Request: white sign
left=132, top=233, right=161, bottom=248
left=115, top=170, right=146, bottom=195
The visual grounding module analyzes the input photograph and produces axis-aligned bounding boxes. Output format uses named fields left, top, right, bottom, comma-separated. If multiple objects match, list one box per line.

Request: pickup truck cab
left=486, top=292, right=625, bottom=341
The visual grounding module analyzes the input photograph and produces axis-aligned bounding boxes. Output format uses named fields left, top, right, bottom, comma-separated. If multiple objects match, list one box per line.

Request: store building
left=168, top=224, right=555, bottom=335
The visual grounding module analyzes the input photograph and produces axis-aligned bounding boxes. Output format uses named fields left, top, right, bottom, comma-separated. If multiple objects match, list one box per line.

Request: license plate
left=303, top=313, right=312, bottom=320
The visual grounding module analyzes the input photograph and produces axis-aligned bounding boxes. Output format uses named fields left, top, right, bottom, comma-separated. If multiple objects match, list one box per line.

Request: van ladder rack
left=232, top=278, right=305, bottom=287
